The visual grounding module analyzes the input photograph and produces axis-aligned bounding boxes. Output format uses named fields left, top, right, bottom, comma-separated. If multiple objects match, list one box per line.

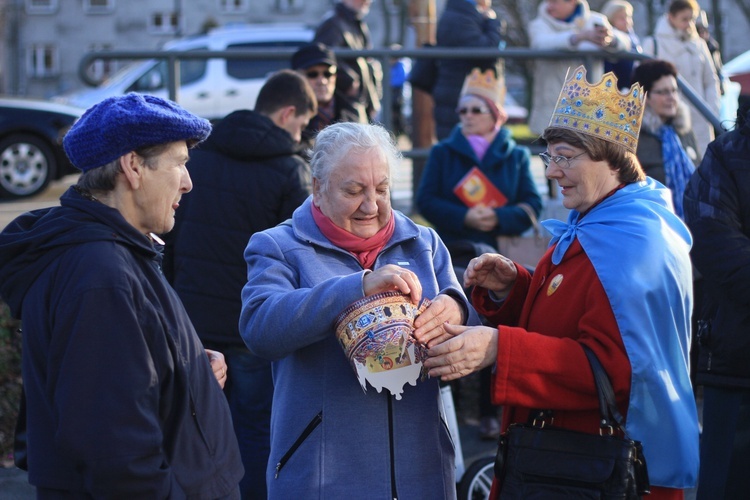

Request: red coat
left=473, top=239, right=680, bottom=500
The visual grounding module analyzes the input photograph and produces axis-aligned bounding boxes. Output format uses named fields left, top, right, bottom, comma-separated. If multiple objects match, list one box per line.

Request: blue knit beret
left=63, top=93, right=212, bottom=172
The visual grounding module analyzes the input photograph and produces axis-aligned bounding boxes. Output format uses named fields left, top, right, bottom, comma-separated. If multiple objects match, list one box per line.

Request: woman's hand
left=363, top=264, right=422, bottom=304
left=412, top=294, right=465, bottom=347
left=464, top=206, right=498, bottom=232
left=206, top=349, right=228, bottom=389
left=463, top=252, right=517, bottom=296
left=423, top=323, right=498, bottom=381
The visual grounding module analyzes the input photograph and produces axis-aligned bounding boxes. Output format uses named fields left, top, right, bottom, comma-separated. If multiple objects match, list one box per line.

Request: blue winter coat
left=0, top=187, right=244, bottom=497
left=684, top=112, right=750, bottom=388
left=416, top=125, right=543, bottom=249
left=239, top=198, right=470, bottom=498
left=433, top=0, right=504, bottom=139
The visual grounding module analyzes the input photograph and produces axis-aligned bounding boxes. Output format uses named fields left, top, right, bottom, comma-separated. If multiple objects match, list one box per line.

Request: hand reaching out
left=463, top=252, right=517, bottom=297
left=422, top=323, right=498, bottom=381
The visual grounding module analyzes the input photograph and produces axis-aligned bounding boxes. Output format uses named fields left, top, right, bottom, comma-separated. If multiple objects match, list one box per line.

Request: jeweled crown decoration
left=460, top=68, right=506, bottom=105
left=548, top=65, right=645, bottom=153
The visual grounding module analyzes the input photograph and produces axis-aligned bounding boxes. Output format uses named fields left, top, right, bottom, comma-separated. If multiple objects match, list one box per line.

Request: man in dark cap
left=291, top=42, right=367, bottom=149
left=313, top=0, right=382, bottom=119
left=0, top=93, right=244, bottom=498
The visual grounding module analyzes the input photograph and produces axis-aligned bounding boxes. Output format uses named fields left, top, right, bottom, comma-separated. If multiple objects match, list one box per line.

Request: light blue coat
left=240, top=197, right=470, bottom=498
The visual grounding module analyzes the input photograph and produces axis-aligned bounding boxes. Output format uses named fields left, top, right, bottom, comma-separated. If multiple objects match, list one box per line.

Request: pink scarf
left=311, top=203, right=396, bottom=269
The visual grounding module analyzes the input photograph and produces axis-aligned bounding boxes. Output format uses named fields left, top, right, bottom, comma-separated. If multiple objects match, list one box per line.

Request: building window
left=85, top=44, right=117, bottom=84
left=149, top=12, right=181, bottom=34
left=275, top=0, right=304, bottom=13
left=26, top=44, right=60, bottom=78
left=25, top=0, right=58, bottom=14
left=218, top=0, right=248, bottom=13
left=84, top=0, right=115, bottom=13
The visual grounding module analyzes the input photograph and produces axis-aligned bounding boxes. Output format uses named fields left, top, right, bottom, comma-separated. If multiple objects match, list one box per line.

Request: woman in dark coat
left=632, top=59, right=700, bottom=218
left=433, top=0, right=504, bottom=140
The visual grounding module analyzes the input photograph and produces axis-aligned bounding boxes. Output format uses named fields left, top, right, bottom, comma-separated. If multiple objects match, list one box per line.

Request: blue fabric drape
left=541, top=179, right=700, bottom=487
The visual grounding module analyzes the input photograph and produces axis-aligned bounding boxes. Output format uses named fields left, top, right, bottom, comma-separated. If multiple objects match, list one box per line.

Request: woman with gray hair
left=239, top=122, right=474, bottom=498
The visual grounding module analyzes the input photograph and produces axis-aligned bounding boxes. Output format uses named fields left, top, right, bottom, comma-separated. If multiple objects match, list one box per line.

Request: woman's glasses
left=538, top=151, right=587, bottom=169
left=457, top=106, right=490, bottom=115
left=649, top=87, right=678, bottom=97
left=306, top=69, right=336, bottom=79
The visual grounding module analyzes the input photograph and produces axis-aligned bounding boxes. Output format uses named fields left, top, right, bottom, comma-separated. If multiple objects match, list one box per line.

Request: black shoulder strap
left=582, top=345, right=626, bottom=432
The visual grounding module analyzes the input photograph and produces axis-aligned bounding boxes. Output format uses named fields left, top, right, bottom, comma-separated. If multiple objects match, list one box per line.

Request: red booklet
left=453, top=166, right=508, bottom=208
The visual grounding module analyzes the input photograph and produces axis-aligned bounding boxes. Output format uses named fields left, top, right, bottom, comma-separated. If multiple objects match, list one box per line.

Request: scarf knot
left=541, top=218, right=579, bottom=265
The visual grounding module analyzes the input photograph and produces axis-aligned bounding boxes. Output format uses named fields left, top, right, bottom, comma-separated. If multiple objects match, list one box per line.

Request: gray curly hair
left=310, top=122, right=402, bottom=193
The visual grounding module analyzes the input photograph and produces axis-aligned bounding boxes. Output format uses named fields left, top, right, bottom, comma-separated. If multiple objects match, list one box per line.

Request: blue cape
left=542, top=178, right=699, bottom=488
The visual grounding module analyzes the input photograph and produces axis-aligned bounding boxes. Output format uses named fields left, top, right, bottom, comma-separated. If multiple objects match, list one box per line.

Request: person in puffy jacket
left=432, top=0, right=505, bottom=140
left=684, top=105, right=750, bottom=499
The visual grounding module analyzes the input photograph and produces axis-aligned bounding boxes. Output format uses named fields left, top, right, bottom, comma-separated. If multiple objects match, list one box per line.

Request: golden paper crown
left=460, top=68, right=506, bottom=106
left=548, top=66, right=645, bottom=153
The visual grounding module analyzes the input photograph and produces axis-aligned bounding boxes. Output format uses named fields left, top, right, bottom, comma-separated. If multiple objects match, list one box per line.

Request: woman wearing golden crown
left=414, top=66, right=700, bottom=498
left=416, top=68, right=542, bottom=253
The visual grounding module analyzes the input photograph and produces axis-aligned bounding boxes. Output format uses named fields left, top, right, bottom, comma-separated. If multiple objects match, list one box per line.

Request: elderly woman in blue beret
left=0, top=93, right=244, bottom=497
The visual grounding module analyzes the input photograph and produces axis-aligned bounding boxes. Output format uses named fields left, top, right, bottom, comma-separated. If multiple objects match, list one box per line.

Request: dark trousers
left=697, top=386, right=750, bottom=499
left=220, top=345, right=273, bottom=500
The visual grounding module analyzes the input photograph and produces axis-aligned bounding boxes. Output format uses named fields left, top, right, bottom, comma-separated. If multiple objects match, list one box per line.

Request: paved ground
left=0, top=419, right=497, bottom=498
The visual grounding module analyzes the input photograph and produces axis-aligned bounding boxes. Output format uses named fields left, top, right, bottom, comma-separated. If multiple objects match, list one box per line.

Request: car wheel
left=0, top=133, right=57, bottom=199
left=457, top=455, right=495, bottom=500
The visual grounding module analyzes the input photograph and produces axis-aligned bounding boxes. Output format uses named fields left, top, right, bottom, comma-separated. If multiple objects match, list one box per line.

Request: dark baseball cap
left=291, top=43, right=337, bottom=70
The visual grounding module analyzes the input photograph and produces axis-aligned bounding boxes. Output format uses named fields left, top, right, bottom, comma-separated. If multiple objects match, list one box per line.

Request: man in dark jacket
left=684, top=105, right=750, bottom=498
left=0, top=93, right=244, bottom=497
left=162, top=69, right=316, bottom=499
left=433, top=0, right=505, bottom=139
left=314, top=0, right=381, bottom=119
left=292, top=42, right=367, bottom=151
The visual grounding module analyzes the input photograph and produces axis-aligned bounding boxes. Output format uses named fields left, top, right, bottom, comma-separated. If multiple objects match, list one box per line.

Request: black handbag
left=494, top=345, right=650, bottom=498
left=408, top=44, right=439, bottom=94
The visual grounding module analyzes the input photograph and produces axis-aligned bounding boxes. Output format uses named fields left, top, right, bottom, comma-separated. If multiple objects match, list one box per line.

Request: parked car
left=723, top=49, right=750, bottom=95
left=0, top=98, right=83, bottom=199
left=53, top=23, right=314, bottom=121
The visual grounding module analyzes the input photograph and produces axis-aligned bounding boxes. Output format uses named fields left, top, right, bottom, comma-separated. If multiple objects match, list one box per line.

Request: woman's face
left=546, top=0, right=578, bottom=21
left=544, top=141, right=621, bottom=213
left=457, top=96, right=497, bottom=136
left=610, top=9, right=632, bottom=32
left=668, top=8, right=696, bottom=33
left=647, top=75, right=679, bottom=121
left=475, top=0, right=492, bottom=11
left=313, top=147, right=391, bottom=239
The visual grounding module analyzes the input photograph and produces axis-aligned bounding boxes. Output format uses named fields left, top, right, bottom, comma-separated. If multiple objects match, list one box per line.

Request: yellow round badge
left=547, top=274, right=563, bottom=296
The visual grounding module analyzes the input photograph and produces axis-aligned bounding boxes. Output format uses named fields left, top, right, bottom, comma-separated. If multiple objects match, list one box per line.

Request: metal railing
left=78, top=46, right=724, bottom=156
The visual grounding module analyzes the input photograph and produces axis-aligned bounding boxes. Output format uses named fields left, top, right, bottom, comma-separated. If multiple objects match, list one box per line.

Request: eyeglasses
left=305, top=69, right=336, bottom=79
left=649, top=88, right=678, bottom=97
left=539, top=151, right=587, bottom=169
left=457, top=106, right=490, bottom=116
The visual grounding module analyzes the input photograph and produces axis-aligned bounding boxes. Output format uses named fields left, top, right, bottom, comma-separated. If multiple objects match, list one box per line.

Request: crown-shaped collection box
left=334, top=291, right=430, bottom=400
